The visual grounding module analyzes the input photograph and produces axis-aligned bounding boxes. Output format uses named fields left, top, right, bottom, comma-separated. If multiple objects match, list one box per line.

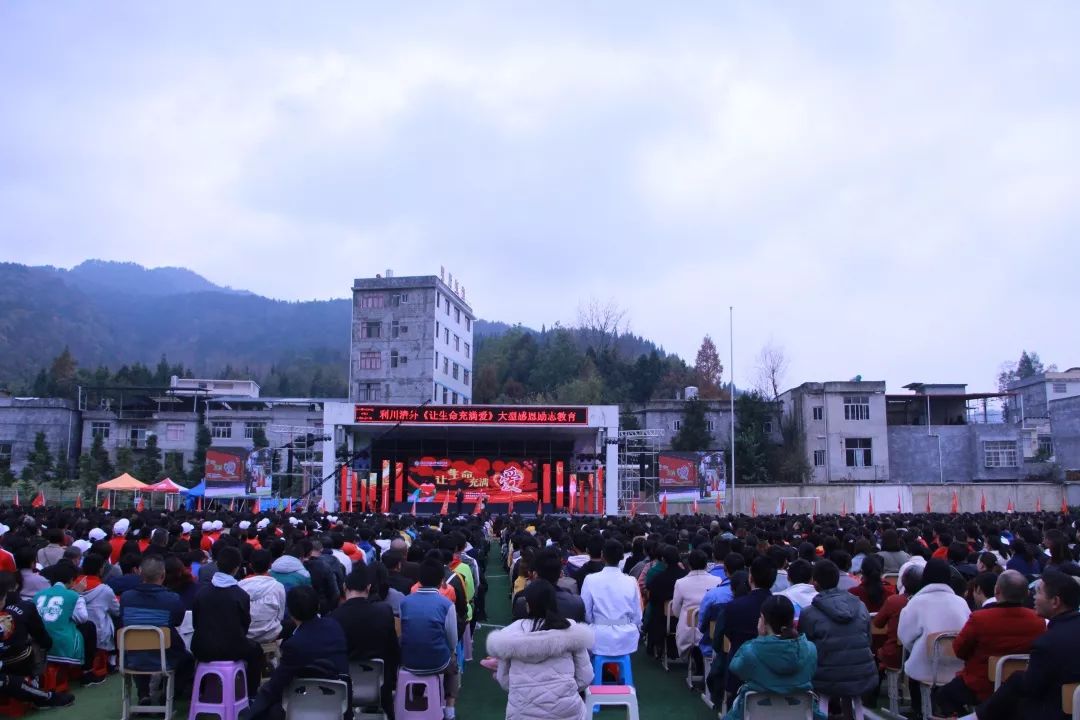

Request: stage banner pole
left=339, top=466, right=348, bottom=514
left=596, top=467, right=604, bottom=515
left=542, top=463, right=552, bottom=508
left=394, top=462, right=404, bottom=503
left=556, top=461, right=565, bottom=510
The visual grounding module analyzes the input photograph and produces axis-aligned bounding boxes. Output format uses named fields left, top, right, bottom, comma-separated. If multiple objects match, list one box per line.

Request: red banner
left=406, top=457, right=537, bottom=503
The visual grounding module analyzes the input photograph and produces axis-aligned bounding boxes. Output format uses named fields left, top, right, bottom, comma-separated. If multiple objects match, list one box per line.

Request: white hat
left=88, top=528, right=107, bottom=542
left=239, top=521, right=251, bottom=530
left=256, top=518, right=271, bottom=531
left=113, top=519, right=130, bottom=536
left=327, top=515, right=338, bottom=524
left=212, top=520, right=223, bottom=531
left=181, top=522, right=194, bottom=535
left=0, top=524, right=9, bottom=537
left=201, top=521, right=213, bottom=531
left=288, top=517, right=300, bottom=526
left=72, top=539, right=92, bottom=553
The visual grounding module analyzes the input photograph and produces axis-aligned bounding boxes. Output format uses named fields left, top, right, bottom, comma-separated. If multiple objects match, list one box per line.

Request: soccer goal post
left=776, top=496, right=821, bottom=516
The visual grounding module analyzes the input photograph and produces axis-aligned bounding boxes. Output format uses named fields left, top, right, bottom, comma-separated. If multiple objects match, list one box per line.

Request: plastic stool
left=591, top=654, right=634, bottom=687
left=585, top=685, right=639, bottom=720
left=187, top=661, right=249, bottom=720
left=463, top=624, right=473, bottom=662
left=0, top=697, right=31, bottom=718
left=42, top=663, right=73, bottom=693
left=394, top=669, right=444, bottom=720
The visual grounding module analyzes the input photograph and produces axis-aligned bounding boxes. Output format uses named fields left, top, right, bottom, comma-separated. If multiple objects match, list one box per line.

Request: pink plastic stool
left=394, top=669, right=444, bottom=720
left=463, top=624, right=474, bottom=662
left=188, top=661, right=249, bottom=720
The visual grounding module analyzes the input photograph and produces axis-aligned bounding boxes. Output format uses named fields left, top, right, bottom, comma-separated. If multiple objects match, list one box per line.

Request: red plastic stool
left=41, top=664, right=72, bottom=693
left=0, top=697, right=31, bottom=718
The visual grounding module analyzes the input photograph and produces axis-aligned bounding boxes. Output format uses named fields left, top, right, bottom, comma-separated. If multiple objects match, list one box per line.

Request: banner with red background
left=406, top=457, right=537, bottom=503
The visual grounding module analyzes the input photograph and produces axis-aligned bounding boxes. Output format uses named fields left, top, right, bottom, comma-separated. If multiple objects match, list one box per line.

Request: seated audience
left=671, top=549, right=722, bottom=657
left=330, top=565, right=399, bottom=716
left=239, top=549, right=287, bottom=644
left=400, top=558, right=460, bottom=720
left=0, top=572, right=73, bottom=708
left=512, top=548, right=586, bottom=622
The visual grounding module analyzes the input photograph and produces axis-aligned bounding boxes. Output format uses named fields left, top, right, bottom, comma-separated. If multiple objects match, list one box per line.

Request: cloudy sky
left=3, top=2, right=1079, bottom=392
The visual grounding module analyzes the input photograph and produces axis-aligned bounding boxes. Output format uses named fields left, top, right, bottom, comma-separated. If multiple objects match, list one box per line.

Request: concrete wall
left=658, top=482, right=1080, bottom=516
left=628, top=400, right=733, bottom=450
left=0, top=397, right=81, bottom=475
left=1052, top=395, right=1080, bottom=471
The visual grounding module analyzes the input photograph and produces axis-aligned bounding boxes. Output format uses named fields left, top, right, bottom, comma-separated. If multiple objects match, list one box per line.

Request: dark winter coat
left=798, top=588, right=878, bottom=697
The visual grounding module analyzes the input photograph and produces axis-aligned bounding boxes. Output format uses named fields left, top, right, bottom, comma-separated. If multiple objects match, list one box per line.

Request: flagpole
left=729, top=305, right=736, bottom=515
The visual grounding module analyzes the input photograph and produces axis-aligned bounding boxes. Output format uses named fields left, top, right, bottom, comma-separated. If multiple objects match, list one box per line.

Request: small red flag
left=950, top=491, right=959, bottom=514
left=980, top=491, right=987, bottom=513
left=926, top=492, right=932, bottom=513
left=841, top=500, right=847, bottom=517
left=285, top=498, right=293, bottom=513
left=715, top=494, right=723, bottom=513
left=630, top=498, right=638, bottom=517
left=31, top=491, right=45, bottom=508
left=691, top=498, right=699, bottom=514
left=1006, top=498, right=1014, bottom=513
left=410, top=498, right=417, bottom=516
left=473, top=496, right=483, bottom=515
left=75, top=495, right=82, bottom=509
left=897, top=491, right=902, bottom=513
left=508, top=498, right=515, bottom=515
left=751, top=495, right=757, bottom=517
left=659, top=493, right=668, bottom=517
left=12, top=490, right=19, bottom=507
left=440, top=493, right=450, bottom=515
left=1063, top=495, right=1069, bottom=515
left=229, top=497, right=236, bottom=512
left=101, top=495, right=109, bottom=510
left=136, top=495, right=144, bottom=512
left=780, top=498, right=786, bottom=514
left=868, top=493, right=875, bottom=515
left=1036, top=497, right=1042, bottom=513
left=196, top=496, right=203, bottom=512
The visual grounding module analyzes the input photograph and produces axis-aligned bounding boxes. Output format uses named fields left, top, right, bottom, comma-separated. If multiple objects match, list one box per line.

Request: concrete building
left=1008, top=368, right=1080, bottom=462
left=0, top=393, right=81, bottom=477
left=625, top=397, right=734, bottom=451
left=780, top=381, right=890, bottom=484
left=350, top=272, right=474, bottom=407
left=1050, top=394, right=1080, bottom=477
left=885, top=383, right=1027, bottom=484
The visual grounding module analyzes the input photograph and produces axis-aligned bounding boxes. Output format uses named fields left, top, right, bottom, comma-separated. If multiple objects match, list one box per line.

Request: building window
left=464, top=342, right=471, bottom=358
left=434, top=351, right=439, bottom=369
left=455, top=307, right=461, bottom=324
left=390, top=350, right=407, bottom=368
left=91, top=422, right=110, bottom=440
left=444, top=328, right=450, bottom=344
left=672, top=420, right=682, bottom=432
left=706, top=420, right=715, bottom=432
left=844, top=396, right=870, bottom=421
left=390, top=292, right=409, bottom=306
left=166, top=423, right=185, bottom=442
left=763, top=421, right=773, bottom=433
left=359, top=351, right=381, bottom=370
left=436, top=293, right=440, bottom=308
left=452, top=362, right=459, bottom=380
left=129, top=425, right=149, bottom=448
left=454, top=334, right=460, bottom=351
left=443, top=357, right=449, bottom=374
left=452, top=392, right=458, bottom=405
left=164, top=451, right=184, bottom=469
left=984, top=440, right=1018, bottom=468
left=844, top=437, right=873, bottom=467
left=463, top=397, right=469, bottom=405
left=466, top=317, right=471, bottom=331
left=360, top=294, right=384, bottom=308
left=0, top=443, right=11, bottom=469
left=210, top=421, right=232, bottom=440
left=434, top=383, right=439, bottom=401
left=445, top=298, right=451, bottom=316
left=358, top=383, right=381, bottom=402
left=1053, top=382, right=1068, bottom=394
left=243, top=422, right=265, bottom=440
left=1038, top=435, right=1054, bottom=457
left=463, top=369, right=471, bottom=385
left=813, top=449, right=826, bottom=467
left=812, top=406, right=823, bottom=421
left=442, top=387, right=448, bottom=404
left=391, top=320, right=407, bottom=338
left=361, top=321, right=381, bottom=339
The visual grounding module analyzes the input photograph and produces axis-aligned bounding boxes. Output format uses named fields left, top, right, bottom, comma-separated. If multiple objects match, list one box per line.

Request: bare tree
left=576, top=296, right=628, bottom=354
left=754, top=341, right=789, bottom=401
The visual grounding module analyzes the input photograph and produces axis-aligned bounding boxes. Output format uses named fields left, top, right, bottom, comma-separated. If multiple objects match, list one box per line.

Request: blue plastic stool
left=457, top=638, right=465, bottom=674
left=591, top=654, right=634, bottom=687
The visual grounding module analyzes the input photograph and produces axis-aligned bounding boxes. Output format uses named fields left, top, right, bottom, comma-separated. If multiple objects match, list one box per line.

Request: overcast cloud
left=2, top=2, right=1079, bottom=392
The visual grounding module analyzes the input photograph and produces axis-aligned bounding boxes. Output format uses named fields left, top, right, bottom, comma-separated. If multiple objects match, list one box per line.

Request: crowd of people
left=0, top=504, right=1078, bottom=720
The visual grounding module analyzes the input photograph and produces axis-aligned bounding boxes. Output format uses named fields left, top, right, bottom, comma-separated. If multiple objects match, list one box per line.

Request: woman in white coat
left=897, top=558, right=970, bottom=688
left=487, top=580, right=595, bottom=720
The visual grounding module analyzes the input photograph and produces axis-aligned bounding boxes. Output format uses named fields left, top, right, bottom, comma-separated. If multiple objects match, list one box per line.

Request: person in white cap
left=0, top=523, right=15, bottom=573
left=109, top=519, right=130, bottom=564
left=88, top=529, right=107, bottom=543
left=180, top=522, right=194, bottom=539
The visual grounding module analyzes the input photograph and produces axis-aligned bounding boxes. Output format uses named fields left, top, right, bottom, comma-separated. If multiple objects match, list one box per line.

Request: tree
left=162, top=451, right=187, bottom=485
left=20, top=431, right=54, bottom=492
left=90, top=433, right=113, bottom=480
left=576, top=297, right=628, bottom=355
left=754, top=341, right=789, bottom=401
left=733, top=392, right=775, bottom=485
left=251, top=426, right=269, bottom=450
left=115, top=447, right=135, bottom=476
left=997, top=350, right=1057, bottom=422
left=190, top=424, right=212, bottom=482
left=671, top=398, right=714, bottom=451
left=48, top=347, right=78, bottom=399
left=138, top=432, right=164, bottom=481
left=53, top=447, right=72, bottom=494
left=78, top=453, right=101, bottom=497
left=693, top=336, right=724, bottom=398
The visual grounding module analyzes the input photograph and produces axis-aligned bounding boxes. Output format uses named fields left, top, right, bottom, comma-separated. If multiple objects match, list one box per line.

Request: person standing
left=581, top=540, right=642, bottom=661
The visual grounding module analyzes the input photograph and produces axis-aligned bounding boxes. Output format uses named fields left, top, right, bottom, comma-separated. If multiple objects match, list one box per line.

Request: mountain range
left=0, top=260, right=670, bottom=397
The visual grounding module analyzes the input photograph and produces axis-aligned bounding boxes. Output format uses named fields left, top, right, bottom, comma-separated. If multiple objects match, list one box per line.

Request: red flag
left=285, top=498, right=292, bottom=514
left=897, top=491, right=902, bottom=513
left=473, top=496, right=483, bottom=515
left=508, top=498, right=515, bottom=515
left=136, top=495, right=144, bottom=512
left=101, top=495, right=110, bottom=510
left=410, top=497, right=417, bottom=516
left=630, top=498, right=638, bottom=517
left=381, top=482, right=390, bottom=513
left=868, top=494, right=875, bottom=515
left=537, top=499, right=542, bottom=517
left=440, top=492, right=450, bottom=515
left=12, top=490, right=18, bottom=507
left=780, top=498, right=786, bottom=514
left=691, top=498, right=699, bottom=514
left=1063, top=495, right=1069, bottom=515
left=1006, top=498, right=1014, bottom=513
left=840, top=500, right=847, bottom=517
left=196, top=496, right=203, bottom=512
left=926, top=492, right=932, bottom=513
left=950, top=491, right=959, bottom=514
left=31, top=491, right=45, bottom=508
left=751, top=495, right=757, bottom=517
left=229, top=497, right=235, bottom=512
left=1036, top=497, right=1042, bottom=513
left=715, top=494, right=723, bottom=513
left=75, top=495, right=82, bottom=509
left=980, top=491, right=987, bottom=513
left=659, top=493, right=668, bottom=517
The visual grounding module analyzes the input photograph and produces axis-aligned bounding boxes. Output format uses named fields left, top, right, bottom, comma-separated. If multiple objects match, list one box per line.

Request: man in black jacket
left=0, top=572, right=73, bottom=708
left=969, top=570, right=1080, bottom=720
left=381, top=550, right=415, bottom=596
left=300, top=539, right=340, bottom=615
left=331, top=565, right=399, bottom=716
left=242, top=586, right=349, bottom=720
left=191, top=547, right=264, bottom=698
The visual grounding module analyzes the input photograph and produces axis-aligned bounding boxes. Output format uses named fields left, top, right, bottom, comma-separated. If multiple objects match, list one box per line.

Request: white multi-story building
left=349, top=271, right=474, bottom=406
left=780, top=381, right=891, bottom=484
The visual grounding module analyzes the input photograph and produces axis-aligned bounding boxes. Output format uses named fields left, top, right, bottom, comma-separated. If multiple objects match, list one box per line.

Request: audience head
left=921, top=558, right=952, bottom=587
left=286, top=585, right=320, bottom=624
left=418, top=558, right=444, bottom=588
left=602, top=539, right=623, bottom=567
left=994, top=569, right=1028, bottom=605
left=749, top=556, right=778, bottom=591
left=1036, top=570, right=1080, bottom=619
left=216, top=546, right=243, bottom=577
left=345, top=564, right=371, bottom=596
left=523, top=579, right=570, bottom=631
left=811, top=559, right=840, bottom=591
left=787, top=559, right=813, bottom=586
left=759, top=595, right=798, bottom=640
left=140, top=556, right=165, bottom=585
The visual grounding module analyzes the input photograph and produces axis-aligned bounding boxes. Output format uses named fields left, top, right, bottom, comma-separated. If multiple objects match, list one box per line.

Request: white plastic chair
left=283, top=678, right=350, bottom=720
left=744, top=691, right=816, bottom=719
left=349, top=658, right=386, bottom=718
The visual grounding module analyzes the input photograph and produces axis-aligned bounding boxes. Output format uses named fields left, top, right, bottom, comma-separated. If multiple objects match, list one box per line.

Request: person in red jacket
left=933, top=569, right=1045, bottom=716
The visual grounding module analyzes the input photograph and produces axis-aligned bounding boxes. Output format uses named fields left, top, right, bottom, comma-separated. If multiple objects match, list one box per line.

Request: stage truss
left=618, top=429, right=664, bottom=514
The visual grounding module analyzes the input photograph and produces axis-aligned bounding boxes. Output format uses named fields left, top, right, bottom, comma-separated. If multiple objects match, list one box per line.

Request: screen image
left=406, top=457, right=537, bottom=503
left=204, top=447, right=272, bottom=497
left=659, top=451, right=726, bottom=500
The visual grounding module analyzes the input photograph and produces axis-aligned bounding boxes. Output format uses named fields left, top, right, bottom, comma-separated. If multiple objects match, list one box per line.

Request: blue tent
left=184, top=481, right=206, bottom=510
